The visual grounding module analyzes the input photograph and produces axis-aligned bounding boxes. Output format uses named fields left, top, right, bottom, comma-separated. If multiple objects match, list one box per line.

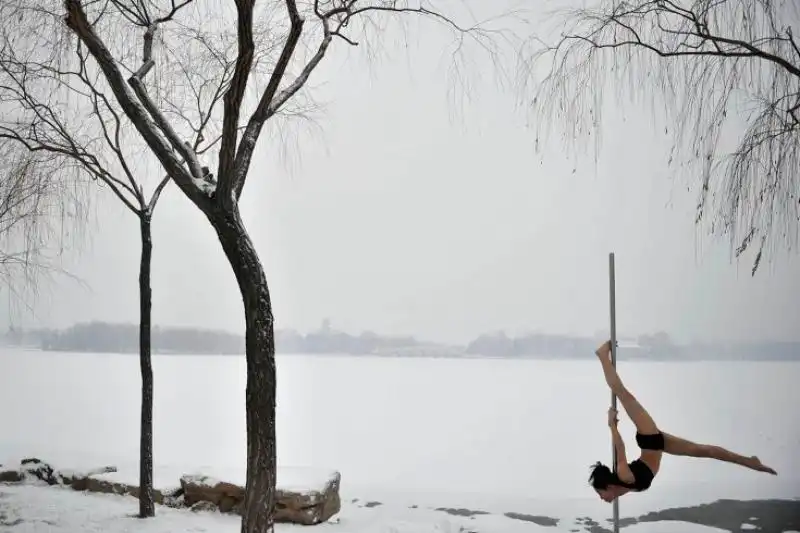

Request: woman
left=589, top=340, right=777, bottom=503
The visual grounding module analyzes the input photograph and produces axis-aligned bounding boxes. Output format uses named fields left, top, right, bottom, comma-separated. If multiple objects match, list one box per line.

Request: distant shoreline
left=3, top=345, right=799, bottom=362
left=3, top=321, right=798, bottom=361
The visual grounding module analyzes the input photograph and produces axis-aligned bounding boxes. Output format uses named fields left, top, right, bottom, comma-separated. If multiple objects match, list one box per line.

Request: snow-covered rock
left=0, top=457, right=120, bottom=488
left=180, top=468, right=341, bottom=525
left=0, top=464, right=23, bottom=483
left=0, top=458, right=100, bottom=486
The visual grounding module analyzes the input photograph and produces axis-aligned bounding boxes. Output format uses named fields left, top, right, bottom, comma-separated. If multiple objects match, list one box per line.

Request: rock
left=163, top=492, right=185, bottom=509
left=0, top=468, right=22, bottom=483
left=20, top=458, right=57, bottom=485
left=219, top=495, right=237, bottom=513
left=70, top=477, right=89, bottom=491
left=28, top=465, right=118, bottom=489
left=60, top=466, right=116, bottom=489
left=0, top=459, right=77, bottom=485
left=181, top=475, right=244, bottom=507
left=80, top=473, right=174, bottom=505
left=12, top=458, right=113, bottom=487
left=180, top=470, right=341, bottom=525
left=83, top=475, right=139, bottom=499
left=274, top=471, right=341, bottom=525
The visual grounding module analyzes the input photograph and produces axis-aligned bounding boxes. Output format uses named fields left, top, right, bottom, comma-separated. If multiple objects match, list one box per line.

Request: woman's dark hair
left=588, top=461, right=619, bottom=489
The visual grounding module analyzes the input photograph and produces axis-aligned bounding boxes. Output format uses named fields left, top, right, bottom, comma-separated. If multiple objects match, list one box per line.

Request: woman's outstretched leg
left=595, top=340, right=659, bottom=435
left=663, top=433, right=777, bottom=475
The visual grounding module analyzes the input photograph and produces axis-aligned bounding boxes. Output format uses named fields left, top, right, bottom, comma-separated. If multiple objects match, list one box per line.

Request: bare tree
left=0, top=0, right=517, bottom=530
left=0, top=3, right=220, bottom=516
left=0, top=146, right=85, bottom=299
left=522, top=0, right=800, bottom=274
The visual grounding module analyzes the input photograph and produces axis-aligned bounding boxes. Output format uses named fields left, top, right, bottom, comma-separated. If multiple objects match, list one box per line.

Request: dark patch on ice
left=414, top=497, right=799, bottom=533
left=606, top=517, right=638, bottom=527
left=552, top=498, right=800, bottom=533
left=569, top=516, right=609, bottom=533
left=363, top=501, right=382, bottom=508
left=0, top=513, right=23, bottom=527
left=503, top=511, right=559, bottom=526
left=636, top=498, right=800, bottom=533
left=582, top=523, right=612, bottom=533
left=435, top=507, right=490, bottom=517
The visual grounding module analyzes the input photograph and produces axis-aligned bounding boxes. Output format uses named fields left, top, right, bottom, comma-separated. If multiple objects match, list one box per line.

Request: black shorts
left=636, top=432, right=665, bottom=451
left=628, top=458, right=656, bottom=491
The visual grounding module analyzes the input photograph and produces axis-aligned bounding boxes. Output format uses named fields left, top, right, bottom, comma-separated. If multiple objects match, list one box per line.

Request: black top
left=617, top=459, right=655, bottom=491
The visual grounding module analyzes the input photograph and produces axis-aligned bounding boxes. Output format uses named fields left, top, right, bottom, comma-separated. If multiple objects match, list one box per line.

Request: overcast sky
left=3, top=0, right=799, bottom=345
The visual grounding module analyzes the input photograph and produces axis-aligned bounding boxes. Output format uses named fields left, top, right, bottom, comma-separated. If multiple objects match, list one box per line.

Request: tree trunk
left=211, top=206, right=276, bottom=533
left=138, top=212, right=155, bottom=518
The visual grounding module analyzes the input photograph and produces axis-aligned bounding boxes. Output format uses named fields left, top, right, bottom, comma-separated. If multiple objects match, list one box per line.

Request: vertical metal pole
left=608, top=252, right=620, bottom=533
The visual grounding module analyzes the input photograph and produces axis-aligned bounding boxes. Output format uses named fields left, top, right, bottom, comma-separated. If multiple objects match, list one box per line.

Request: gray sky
left=4, top=0, right=799, bottom=345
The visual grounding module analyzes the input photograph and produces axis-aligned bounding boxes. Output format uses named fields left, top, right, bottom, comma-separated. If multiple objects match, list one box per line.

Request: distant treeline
left=679, top=342, right=800, bottom=361
left=2, top=320, right=425, bottom=355
left=464, top=331, right=679, bottom=359
left=465, top=331, right=799, bottom=360
left=466, top=331, right=599, bottom=358
left=2, top=322, right=797, bottom=360
left=8, top=322, right=246, bottom=354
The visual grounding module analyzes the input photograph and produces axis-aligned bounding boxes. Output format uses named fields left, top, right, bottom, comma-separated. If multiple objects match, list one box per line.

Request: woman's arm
left=608, top=408, right=635, bottom=483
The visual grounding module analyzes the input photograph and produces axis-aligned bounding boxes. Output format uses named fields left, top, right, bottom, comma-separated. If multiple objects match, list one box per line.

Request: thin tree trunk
left=138, top=212, right=155, bottom=518
left=212, top=207, right=276, bottom=533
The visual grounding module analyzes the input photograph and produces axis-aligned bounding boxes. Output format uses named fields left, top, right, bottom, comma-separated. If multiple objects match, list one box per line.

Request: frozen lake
left=0, top=348, right=798, bottom=516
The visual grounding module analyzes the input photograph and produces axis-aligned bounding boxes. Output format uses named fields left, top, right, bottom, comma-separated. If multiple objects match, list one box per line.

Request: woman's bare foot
left=595, top=340, right=612, bottom=360
left=749, top=456, right=778, bottom=475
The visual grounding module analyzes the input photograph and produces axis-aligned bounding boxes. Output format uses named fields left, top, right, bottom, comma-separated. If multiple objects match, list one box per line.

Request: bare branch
left=108, top=0, right=196, bottom=27
left=228, top=0, right=307, bottom=201
left=216, top=0, right=257, bottom=203
left=0, top=14, right=144, bottom=214
left=227, top=0, right=517, bottom=200
left=1, top=0, right=192, bottom=241
left=129, top=63, right=206, bottom=187
left=147, top=175, right=171, bottom=212
left=521, top=0, right=800, bottom=274
left=63, top=0, right=209, bottom=206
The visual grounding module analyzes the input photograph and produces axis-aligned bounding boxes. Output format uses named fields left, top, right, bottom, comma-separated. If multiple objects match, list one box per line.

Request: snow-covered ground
left=1, top=350, right=798, bottom=532
left=4, top=482, right=795, bottom=533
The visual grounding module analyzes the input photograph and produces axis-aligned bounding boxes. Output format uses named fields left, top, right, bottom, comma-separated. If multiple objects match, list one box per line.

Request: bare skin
left=593, top=340, right=777, bottom=503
